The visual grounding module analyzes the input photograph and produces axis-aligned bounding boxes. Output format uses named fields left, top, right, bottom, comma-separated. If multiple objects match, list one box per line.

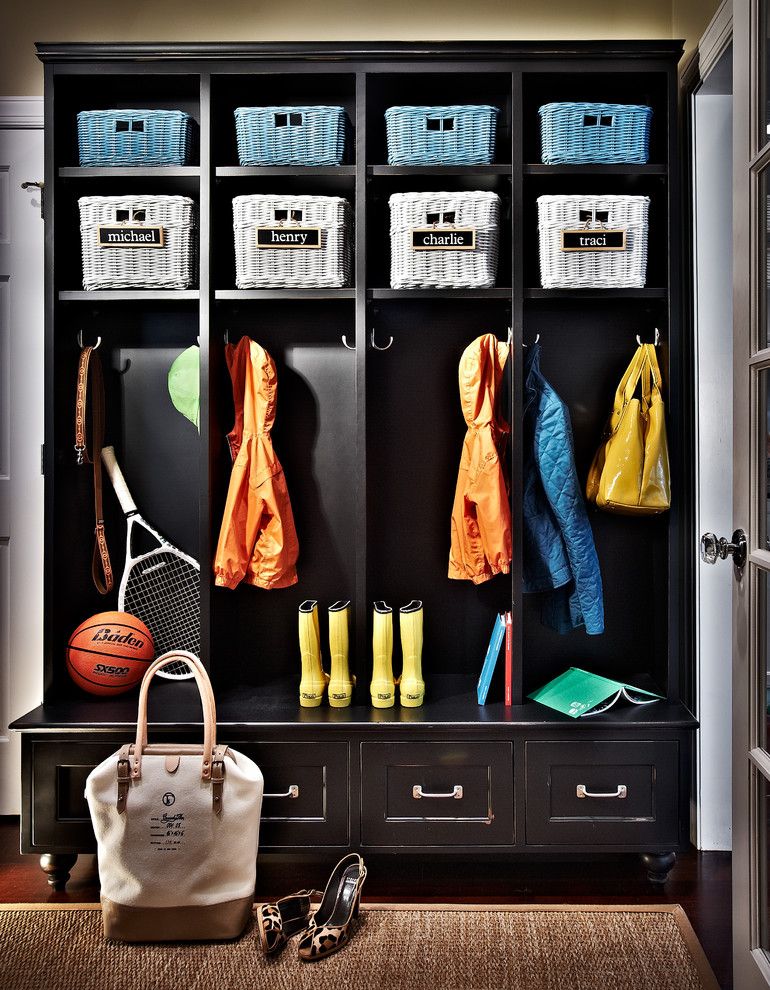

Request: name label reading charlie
left=560, top=229, right=626, bottom=252
left=256, top=227, right=321, bottom=249
left=411, top=228, right=476, bottom=251
left=98, top=226, right=165, bottom=248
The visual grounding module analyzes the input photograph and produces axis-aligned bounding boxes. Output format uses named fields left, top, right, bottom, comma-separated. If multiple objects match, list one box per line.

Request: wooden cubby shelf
left=524, top=287, right=668, bottom=299
left=369, top=288, right=512, bottom=300
left=14, top=41, right=695, bottom=885
left=523, top=164, right=667, bottom=175
left=216, top=165, right=357, bottom=177
left=58, top=289, right=201, bottom=301
left=369, top=165, right=513, bottom=176
left=215, top=288, right=356, bottom=300
left=58, top=166, right=202, bottom=178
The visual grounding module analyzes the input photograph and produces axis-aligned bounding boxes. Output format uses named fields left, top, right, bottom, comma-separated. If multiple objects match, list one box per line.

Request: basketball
left=67, top=611, right=154, bottom=696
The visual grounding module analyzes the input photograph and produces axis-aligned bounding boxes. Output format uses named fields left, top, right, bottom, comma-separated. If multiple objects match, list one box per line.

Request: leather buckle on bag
left=211, top=756, right=225, bottom=816
left=116, top=757, right=131, bottom=814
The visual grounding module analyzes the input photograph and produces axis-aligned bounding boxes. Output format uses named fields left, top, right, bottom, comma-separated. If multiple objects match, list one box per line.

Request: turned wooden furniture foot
left=640, top=851, right=677, bottom=884
left=39, top=853, right=78, bottom=890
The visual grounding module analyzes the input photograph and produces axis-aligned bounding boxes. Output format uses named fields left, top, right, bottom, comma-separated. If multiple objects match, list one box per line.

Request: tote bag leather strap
left=609, top=344, right=648, bottom=432
left=640, top=344, right=664, bottom=414
left=132, top=651, right=217, bottom=781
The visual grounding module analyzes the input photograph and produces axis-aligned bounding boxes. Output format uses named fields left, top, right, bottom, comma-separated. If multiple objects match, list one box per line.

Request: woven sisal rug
left=0, top=903, right=719, bottom=990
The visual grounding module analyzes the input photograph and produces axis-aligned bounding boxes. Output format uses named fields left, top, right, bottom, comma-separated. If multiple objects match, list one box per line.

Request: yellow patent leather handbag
left=586, top=343, right=671, bottom=515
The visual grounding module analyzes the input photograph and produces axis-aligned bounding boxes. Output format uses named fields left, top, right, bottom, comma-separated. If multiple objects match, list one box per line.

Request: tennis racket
left=101, top=445, right=200, bottom=680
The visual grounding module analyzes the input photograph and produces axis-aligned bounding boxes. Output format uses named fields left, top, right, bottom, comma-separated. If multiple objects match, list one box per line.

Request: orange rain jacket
left=214, top=337, right=299, bottom=590
left=448, top=333, right=512, bottom=584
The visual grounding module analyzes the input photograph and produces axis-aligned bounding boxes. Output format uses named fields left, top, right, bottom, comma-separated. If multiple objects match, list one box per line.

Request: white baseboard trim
left=0, top=98, right=44, bottom=130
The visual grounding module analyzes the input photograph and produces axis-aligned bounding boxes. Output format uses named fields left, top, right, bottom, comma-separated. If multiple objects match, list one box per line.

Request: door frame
left=682, top=0, right=734, bottom=852
left=0, top=97, right=44, bottom=815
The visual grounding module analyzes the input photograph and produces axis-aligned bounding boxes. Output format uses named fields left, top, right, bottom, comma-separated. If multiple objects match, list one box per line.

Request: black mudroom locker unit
left=13, top=41, right=696, bottom=888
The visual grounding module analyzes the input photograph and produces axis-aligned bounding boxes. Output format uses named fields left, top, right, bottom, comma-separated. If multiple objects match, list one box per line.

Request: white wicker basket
left=233, top=194, right=352, bottom=288
left=78, top=195, right=196, bottom=290
left=389, top=191, right=500, bottom=289
left=537, top=194, right=649, bottom=288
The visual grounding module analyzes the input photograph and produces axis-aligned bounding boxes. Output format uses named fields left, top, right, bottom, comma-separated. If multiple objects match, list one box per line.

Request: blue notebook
left=477, top=613, right=506, bottom=705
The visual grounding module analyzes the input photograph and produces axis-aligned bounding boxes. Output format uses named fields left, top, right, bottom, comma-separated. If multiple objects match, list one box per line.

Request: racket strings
left=122, top=550, right=200, bottom=663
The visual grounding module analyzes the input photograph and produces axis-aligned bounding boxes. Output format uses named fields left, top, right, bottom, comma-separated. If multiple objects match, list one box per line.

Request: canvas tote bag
left=85, top=651, right=263, bottom=941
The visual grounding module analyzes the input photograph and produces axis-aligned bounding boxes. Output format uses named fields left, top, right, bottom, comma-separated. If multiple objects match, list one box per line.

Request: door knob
left=700, top=529, right=747, bottom=570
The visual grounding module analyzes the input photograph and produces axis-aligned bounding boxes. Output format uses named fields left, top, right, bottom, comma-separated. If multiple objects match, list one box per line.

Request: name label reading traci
left=411, top=228, right=476, bottom=251
left=98, top=226, right=165, bottom=248
left=256, top=227, right=322, bottom=248
left=560, top=229, right=626, bottom=251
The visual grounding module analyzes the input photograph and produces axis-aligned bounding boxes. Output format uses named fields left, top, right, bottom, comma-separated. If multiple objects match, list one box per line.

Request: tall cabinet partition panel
left=13, top=42, right=695, bottom=888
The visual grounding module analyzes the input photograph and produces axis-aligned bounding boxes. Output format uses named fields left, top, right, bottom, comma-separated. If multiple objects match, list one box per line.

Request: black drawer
left=525, top=740, right=680, bottom=846
left=238, top=741, right=349, bottom=847
left=29, top=740, right=116, bottom=851
left=26, top=738, right=349, bottom=852
left=360, top=741, right=514, bottom=847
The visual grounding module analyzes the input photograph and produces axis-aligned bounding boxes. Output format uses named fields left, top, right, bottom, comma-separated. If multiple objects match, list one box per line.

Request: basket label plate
left=411, top=228, right=476, bottom=251
left=561, top=229, right=626, bottom=251
left=98, top=226, right=165, bottom=247
left=256, top=227, right=322, bottom=248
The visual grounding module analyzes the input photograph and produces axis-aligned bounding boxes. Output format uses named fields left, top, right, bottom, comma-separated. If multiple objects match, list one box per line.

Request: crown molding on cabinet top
left=698, top=0, right=733, bottom=80
left=34, top=40, right=685, bottom=62
left=0, top=97, right=43, bottom=129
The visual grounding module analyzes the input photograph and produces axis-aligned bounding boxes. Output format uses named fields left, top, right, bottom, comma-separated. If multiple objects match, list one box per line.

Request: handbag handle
left=132, top=651, right=217, bottom=782
left=608, top=344, right=648, bottom=432
left=640, top=344, right=664, bottom=415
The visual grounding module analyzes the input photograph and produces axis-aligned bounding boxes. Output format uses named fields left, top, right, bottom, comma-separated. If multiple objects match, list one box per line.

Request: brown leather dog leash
left=75, top=345, right=113, bottom=594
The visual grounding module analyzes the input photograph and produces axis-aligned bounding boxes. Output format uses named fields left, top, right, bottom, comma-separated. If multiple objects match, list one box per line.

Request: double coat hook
left=371, top=328, right=393, bottom=351
left=636, top=327, right=661, bottom=347
left=77, top=330, right=101, bottom=349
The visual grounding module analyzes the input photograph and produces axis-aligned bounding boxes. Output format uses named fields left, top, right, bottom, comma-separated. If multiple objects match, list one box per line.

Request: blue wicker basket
left=385, top=105, right=499, bottom=166
left=77, top=109, right=194, bottom=167
left=234, top=106, right=347, bottom=166
left=538, top=102, right=652, bottom=165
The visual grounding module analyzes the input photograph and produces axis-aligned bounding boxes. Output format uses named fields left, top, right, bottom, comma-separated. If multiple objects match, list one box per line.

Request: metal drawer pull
left=264, top=785, right=300, bottom=799
left=576, top=784, right=628, bottom=799
left=412, top=784, right=463, bottom=800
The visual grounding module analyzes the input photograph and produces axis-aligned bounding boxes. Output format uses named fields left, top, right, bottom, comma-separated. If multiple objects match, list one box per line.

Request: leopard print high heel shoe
left=255, top=889, right=318, bottom=954
left=297, top=854, right=367, bottom=962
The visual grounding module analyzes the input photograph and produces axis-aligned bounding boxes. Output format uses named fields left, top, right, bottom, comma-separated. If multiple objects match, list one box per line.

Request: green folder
left=528, top=667, right=663, bottom=718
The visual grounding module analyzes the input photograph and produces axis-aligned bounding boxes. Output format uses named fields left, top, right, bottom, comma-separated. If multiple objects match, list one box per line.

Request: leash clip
left=74, top=443, right=86, bottom=465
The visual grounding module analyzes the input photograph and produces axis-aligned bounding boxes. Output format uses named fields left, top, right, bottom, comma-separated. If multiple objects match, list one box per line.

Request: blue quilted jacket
left=523, top=345, right=604, bottom=635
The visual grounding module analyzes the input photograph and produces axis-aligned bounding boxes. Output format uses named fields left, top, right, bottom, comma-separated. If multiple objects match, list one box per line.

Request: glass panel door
left=735, top=2, right=770, bottom=986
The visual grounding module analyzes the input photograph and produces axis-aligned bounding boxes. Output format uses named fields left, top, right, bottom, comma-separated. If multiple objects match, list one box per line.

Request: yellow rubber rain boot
left=298, top=600, right=329, bottom=708
left=399, top=600, right=425, bottom=707
left=370, top=601, right=395, bottom=708
left=328, top=600, right=355, bottom=708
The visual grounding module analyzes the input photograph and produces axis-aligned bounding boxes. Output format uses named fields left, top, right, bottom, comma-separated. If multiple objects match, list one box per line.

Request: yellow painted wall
left=0, top=0, right=721, bottom=96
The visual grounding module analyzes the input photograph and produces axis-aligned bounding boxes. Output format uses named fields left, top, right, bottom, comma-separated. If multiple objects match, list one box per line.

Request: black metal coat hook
left=371, top=328, right=393, bottom=351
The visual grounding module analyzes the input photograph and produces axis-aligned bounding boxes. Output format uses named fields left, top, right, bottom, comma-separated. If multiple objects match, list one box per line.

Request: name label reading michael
left=411, top=228, right=476, bottom=251
left=560, top=229, right=626, bottom=251
left=98, top=226, right=165, bottom=247
left=256, top=227, right=321, bottom=248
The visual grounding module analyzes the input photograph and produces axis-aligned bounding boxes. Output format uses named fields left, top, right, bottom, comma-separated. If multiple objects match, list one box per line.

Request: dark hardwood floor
left=0, top=817, right=731, bottom=989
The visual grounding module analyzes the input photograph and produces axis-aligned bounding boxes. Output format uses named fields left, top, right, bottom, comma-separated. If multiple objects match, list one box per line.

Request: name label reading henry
left=411, top=228, right=476, bottom=251
left=560, top=229, right=626, bottom=251
left=98, top=226, right=165, bottom=248
left=256, top=227, right=321, bottom=248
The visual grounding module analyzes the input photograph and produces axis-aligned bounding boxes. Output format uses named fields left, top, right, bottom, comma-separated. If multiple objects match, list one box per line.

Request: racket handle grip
left=101, top=446, right=138, bottom=515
